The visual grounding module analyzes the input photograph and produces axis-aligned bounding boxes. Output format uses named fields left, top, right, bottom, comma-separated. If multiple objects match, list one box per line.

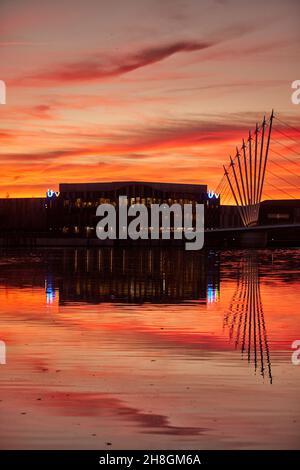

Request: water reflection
left=45, top=247, right=271, bottom=381
left=4, top=248, right=273, bottom=381
left=56, top=249, right=274, bottom=381
left=55, top=248, right=220, bottom=305
left=1, top=248, right=300, bottom=448
left=45, top=274, right=56, bottom=304
left=223, top=254, right=272, bottom=383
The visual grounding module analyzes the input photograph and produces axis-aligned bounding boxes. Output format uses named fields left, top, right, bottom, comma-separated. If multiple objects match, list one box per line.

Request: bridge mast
left=258, top=110, right=274, bottom=203
left=220, top=111, right=274, bottom=227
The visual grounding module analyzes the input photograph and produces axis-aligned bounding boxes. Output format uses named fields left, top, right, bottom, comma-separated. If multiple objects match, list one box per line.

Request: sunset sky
left=0, top=0, right=299, bottom=199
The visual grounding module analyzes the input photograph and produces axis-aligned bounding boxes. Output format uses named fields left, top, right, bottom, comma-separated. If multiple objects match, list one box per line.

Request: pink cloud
left=16, top=40, right=214, bottom=86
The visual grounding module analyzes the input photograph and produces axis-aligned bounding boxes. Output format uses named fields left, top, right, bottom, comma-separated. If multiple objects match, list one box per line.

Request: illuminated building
left=46, top=181, right=220, bottom=236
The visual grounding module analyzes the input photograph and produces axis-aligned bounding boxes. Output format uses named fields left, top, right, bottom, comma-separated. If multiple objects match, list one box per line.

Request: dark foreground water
left=0, top=248, right=299, bottom=449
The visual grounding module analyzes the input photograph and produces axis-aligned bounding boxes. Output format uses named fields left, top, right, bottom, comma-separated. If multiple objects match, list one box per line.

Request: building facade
left=47, top=181, right=220, bottom=236
left=258, top=200, right=300, bottom=225
left=1, top=186, right=299, bottom=240
left=219, top=205, right=243, bottom=228
left=0, top=197, right=47, bottom=232
left=219, top=199, right=300, bottom=228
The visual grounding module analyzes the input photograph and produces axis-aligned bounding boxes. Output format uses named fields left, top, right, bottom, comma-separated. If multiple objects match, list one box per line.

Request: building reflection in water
left=56, top=247, right=220, bottom=305
left=44, top=248, right=271, bottom=381
left=45, top=274, right=57, bottom=304
left=223, top=254, right=273, bottom=383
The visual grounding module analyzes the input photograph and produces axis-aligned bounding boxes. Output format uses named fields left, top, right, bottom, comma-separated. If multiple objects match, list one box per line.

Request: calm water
left=0, top=247, right=299, bottom=449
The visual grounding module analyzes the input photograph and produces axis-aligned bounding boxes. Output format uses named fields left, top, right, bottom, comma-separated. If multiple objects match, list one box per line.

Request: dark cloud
left=19, top=40, right=214, bottom=85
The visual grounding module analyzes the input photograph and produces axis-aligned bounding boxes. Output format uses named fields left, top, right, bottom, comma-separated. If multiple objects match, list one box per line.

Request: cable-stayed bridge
left=215, top=110, right=300, bottom=224
left=209, top=111, right=300, bottom=247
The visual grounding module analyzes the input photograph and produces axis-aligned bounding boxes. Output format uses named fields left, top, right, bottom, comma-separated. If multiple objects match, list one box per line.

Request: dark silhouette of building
left=220, top=199, right=300, bottom=228
left=0, top=181, right=221, bottom=236
left=258, top=199, right=300, bottom=225
left=47, top=181, right=220, bottom=236
left=0, top=197, right=47, bottom=232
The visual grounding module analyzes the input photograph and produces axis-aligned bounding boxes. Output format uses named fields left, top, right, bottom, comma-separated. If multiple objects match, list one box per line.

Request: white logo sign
left=207, top=190, right=219, bottom=199
left=46, top=189, right=60, bottom=198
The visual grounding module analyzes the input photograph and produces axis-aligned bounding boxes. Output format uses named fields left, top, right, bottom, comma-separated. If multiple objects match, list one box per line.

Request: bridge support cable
left=230, top=155, right=250, bottom=225
left=269, top=159, right=300, bottom=180
left=224, top=165, right=247, bottom=226
left=215, top=111, right=298, bottom=226
left=273, top=115, right=300, bottom=137
left=270, top=147, right=300, bottom=169
left=220, top=113, right=273, bottom=227
left=266, top=181, right=297, bottom=199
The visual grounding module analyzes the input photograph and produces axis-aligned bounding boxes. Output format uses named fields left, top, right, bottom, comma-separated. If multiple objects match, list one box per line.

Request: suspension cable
left=273, top=127, right=300, bottom=145
left=271, top=137, right=300, bottom=156
left=267, top=169, right=300, bottom=191
left=273, top=116, right=300, bottom=136
left=266, top=181, right=297, bottom=199
left=269, top=159, right=300, bottom=179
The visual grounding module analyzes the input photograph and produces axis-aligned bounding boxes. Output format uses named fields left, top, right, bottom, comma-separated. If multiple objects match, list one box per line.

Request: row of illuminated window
left=60, top=225, right=200, bottom=234
left=63, top=198, right=201, bottom=208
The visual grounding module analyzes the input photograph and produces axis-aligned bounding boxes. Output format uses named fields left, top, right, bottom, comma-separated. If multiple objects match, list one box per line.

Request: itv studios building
left=0, top=181, right=220, bottom=236
left=0, top=180, right=299, bottom=238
